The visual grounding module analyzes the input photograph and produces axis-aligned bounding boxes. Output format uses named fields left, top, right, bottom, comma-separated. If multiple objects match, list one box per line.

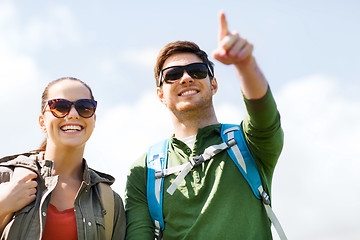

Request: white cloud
left=0, top=2, right=80, bottom=155
left=0, top=2, right=42, bottom=153
left=99, top=59, right=117, bottom=75
left=0, top=2, right=80, bottom=95
left=0, top=1, right=15, bottom=28
left=119, top=47, right=159, bottom=69
left=24, top=5, right=81, bottom=50
left=214, top=101, right=244, bottom=124
left=0, top=1, right=39, bottom=93
left=85, top=91, right=172, bottom=194
left=272, top=75, right=360, bottom=239
left=0, top=2, right=80, bottom=53
left=96, top=47, right=159, bottom=77
left=0, top=51, right=38, bottom=95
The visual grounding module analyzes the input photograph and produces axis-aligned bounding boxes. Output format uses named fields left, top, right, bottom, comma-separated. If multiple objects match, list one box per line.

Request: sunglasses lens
left=163, top=67, right=184, bottom=82
left=162, top=63, right=209, bottom=85
left=48, top=99, right=71, bottom=118
left=187, top=64, right=208, bottom=79
left=75, top=100, right=97, bottom=118
left=47, top=99, right=96, bottom=118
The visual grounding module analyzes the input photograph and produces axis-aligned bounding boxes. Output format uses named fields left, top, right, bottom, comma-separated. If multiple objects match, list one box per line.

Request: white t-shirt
left=180, top=135, right=196, bottom=150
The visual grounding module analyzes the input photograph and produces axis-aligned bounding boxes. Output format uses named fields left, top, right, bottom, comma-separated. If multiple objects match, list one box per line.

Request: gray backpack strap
left=166, top=140, right=236, bottom=195
left=99, top=182, right=114, bottom=240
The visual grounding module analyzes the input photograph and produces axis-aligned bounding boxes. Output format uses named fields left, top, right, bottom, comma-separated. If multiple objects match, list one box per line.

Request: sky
left=0, top=0, right=359, bottom=239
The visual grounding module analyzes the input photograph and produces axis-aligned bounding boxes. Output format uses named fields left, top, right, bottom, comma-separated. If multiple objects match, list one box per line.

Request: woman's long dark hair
left=34, top=77, right=95, bottom=152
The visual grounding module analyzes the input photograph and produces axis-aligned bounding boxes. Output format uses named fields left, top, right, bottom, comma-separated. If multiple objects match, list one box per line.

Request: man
left=125, top=11, right=284, bottom=239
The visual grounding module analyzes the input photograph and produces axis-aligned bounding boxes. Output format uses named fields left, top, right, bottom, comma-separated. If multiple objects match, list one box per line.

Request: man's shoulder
left=128, top=152, right=147, bottom=175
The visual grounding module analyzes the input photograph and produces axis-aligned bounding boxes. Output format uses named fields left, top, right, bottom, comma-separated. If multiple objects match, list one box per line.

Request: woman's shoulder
left=0, top=151, right=41, bottom=170
left=88, top=166, right=115, bottom=184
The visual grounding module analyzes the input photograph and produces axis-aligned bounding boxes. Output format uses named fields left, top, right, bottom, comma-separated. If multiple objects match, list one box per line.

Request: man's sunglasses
left=158, top=62, right=213, bottom=87
left=43, top=98, right=97, bottom=118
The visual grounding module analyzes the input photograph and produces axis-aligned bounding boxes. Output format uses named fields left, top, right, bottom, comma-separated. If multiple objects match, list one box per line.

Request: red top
left=42, top=204, right=78, bottom=240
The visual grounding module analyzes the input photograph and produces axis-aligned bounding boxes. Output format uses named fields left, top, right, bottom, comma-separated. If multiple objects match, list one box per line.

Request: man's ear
left=39, top=115, right=47, bottom=133
left=211, top=77, right=218, bottom=95
left=157, top=87, right=166, bottom=105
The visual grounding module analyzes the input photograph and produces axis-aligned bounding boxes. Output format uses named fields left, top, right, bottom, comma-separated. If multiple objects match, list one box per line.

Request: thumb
left=13, top=167, right=37, bottom=183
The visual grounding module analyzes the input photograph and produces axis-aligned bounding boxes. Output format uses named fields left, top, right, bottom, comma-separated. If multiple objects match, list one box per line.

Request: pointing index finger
left=219, top=11, right=229, bottom=40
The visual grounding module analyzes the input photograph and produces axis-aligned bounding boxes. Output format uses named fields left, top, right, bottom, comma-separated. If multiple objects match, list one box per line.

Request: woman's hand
left=0, top=167, right=38, bottom=215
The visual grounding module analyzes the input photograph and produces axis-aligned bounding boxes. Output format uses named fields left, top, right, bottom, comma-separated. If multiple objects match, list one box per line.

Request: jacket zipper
left=38, top=162, right=56, bottom=240
left=78, top=182, right=88, bottom=240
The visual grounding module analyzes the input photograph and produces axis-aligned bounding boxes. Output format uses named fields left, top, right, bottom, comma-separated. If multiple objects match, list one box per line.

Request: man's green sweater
left=125, top=89, right=283, bottom=240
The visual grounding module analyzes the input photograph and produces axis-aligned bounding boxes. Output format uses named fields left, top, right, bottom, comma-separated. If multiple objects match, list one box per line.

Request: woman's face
left=39, top=79, right=96, bottom=150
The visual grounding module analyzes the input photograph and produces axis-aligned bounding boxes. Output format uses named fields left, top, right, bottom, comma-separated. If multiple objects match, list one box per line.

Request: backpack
left=99, top=182, right=114, bottom=240
left=146, top=124, right=287, bottom=240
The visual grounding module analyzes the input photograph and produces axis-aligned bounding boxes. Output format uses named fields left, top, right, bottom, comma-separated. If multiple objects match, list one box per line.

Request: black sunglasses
left=158, top=62, right=213, bottom=87
left=43, top=98, right=97, bottom=118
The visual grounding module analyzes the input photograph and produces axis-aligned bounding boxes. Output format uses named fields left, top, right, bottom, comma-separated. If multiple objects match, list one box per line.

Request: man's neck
left=171, top=107, right=219, bottom=139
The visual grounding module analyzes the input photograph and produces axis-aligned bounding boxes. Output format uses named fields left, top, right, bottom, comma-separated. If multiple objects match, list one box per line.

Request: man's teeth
left=61, top=125, right=82, bottom=132
left=181, top=90, right=197, bottom=96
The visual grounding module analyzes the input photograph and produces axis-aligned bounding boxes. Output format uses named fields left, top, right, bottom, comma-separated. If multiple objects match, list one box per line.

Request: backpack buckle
left=191, top=155, right=204, bottom=166
left=258, top=186, right=271, bottom=205
left=226, top=138, right=237, bottom=148
left=155, top=170, right=165, bottom=179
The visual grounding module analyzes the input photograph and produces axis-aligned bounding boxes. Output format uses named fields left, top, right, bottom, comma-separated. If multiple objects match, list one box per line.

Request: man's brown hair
left=154, top=41, right=214, bottom=87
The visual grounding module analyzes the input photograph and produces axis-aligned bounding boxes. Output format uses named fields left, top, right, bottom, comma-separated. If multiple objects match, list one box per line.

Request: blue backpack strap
left=221, top=123, right=265, bottom=201
left=222, top=124, right=288, bottom=239
left=146, top=139, right=169, bottom=235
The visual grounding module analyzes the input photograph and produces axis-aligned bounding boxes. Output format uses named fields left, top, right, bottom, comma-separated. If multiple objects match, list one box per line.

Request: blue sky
left=1, top=1, right=359, bottom=239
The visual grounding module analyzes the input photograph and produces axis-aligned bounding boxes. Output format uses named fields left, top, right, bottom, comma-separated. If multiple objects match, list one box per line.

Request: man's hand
left=0, top=167, right=38, bottom=215
left=212, top=11, right=254, bottom=67
left=212, top=11, right=268, bottom=99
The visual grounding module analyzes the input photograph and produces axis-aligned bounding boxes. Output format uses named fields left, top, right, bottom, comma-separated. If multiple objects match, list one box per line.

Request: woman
left=0, top=77, right=126, bottom=239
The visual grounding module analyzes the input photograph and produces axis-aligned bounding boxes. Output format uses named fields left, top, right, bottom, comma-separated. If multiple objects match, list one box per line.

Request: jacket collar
left=1, top=151, right=115, bottom=187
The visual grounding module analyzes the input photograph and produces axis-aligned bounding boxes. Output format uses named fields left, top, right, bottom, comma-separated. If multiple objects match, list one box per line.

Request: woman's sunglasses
left=158, top=62, right=213, bottom=87
left=43, top=98, right=97, bottom=118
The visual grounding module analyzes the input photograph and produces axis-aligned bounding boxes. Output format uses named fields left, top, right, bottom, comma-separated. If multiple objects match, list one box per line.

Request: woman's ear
left=39, top=115, right=47, bottom=133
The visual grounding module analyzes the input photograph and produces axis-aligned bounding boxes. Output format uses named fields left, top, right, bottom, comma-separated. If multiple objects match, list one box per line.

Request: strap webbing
left=99, top=182, right=114, bottom=240
left=221, top=124, right=263, bottom=199
left=166, top=139, right=236, bottom=195
left=264, top=204, right=288, bottom=240
left=222, top=124, right=287, bottom=240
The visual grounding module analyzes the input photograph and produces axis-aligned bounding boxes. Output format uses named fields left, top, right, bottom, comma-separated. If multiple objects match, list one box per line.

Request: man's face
left=157, top=53, right=218, bottom=115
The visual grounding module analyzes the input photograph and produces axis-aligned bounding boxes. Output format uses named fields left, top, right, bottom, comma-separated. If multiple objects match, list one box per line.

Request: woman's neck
left=44, top=144, right=84, bottom=179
